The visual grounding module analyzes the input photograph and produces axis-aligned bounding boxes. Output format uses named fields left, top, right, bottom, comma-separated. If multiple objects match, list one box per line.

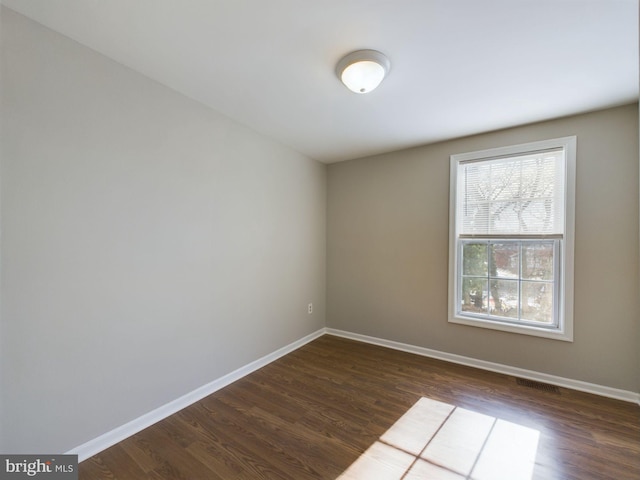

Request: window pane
left=489, top=243, right=518, bottom=279
left=489, top=199, right=555, bottom=234
left=462, top=243, right=487, bottom=276
left=522, top=243, right=554, bottom=281
left=490, top=279, right=518, bottom=318
left=459, top=149, right=565, bottom=235
left=461, top=278, right=487, bottom=314
left=521, top=281, right=554, bottom=324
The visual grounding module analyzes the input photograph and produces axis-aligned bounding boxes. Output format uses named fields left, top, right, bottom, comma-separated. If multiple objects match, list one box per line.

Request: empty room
left=1, top=1, right=638, bottom=479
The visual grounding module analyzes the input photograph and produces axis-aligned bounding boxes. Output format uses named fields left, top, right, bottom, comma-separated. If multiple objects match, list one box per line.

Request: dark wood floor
left=79, top=335, right=640, bottom=479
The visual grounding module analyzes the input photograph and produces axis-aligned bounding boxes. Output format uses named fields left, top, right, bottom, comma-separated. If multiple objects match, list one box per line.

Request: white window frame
left=448, top=137, right=576, bottom=341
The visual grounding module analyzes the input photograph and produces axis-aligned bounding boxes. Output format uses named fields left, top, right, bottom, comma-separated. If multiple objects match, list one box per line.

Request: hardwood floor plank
left=175, top=405, right=280, bottom=479
left=130, top=422, right=224, bottom=480
left=79, top=334, right=640, bottom=479
left=81, top=444, right=148, bottom=480
left=79, top=454, right=118, bottom=480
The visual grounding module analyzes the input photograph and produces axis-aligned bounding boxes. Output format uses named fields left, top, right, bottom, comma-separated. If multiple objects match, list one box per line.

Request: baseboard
left=69, top=326, right=639, bottom=461
left=326, top=328, right=640, bottom=405
left=67, top=328, right=326, bottom=462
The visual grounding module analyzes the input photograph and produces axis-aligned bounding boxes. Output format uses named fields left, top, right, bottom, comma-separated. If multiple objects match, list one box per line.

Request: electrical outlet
left=308, top=303, right=313, bottom=314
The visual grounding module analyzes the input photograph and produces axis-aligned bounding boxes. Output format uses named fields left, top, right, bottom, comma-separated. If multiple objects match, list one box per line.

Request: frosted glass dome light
left=336, top=50, right=390, bottom=94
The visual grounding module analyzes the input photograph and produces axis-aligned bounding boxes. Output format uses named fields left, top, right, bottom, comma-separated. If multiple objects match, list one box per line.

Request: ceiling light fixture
left=335, top=49, right=390, bottom=94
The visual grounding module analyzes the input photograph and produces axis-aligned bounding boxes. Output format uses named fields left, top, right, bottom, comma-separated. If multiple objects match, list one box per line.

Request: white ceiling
left=2, top=0, right=638, bottom=163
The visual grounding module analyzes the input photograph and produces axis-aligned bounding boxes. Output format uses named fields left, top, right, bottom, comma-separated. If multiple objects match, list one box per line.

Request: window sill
left=449, top=314, right=573, bottom=342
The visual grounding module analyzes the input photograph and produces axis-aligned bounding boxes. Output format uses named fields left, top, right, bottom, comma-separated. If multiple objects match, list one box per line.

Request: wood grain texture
left=79, top=335, right=640, bottom=479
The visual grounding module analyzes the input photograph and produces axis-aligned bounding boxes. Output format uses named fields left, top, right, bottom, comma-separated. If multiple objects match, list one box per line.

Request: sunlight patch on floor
left=337, top=397, right=540, bottom=480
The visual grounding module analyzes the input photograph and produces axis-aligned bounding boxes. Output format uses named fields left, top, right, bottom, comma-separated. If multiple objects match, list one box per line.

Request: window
left=448, top=137, right=576, bottom=341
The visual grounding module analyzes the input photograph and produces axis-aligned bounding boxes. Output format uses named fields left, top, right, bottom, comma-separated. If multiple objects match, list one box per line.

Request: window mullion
left=518, top=242, right=522, bottom=322
left=485, top=243, right=490, bottom=316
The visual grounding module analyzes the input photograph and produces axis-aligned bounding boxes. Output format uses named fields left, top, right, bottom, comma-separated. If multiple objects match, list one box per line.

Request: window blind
left=457, top=148, right=565, bottom=236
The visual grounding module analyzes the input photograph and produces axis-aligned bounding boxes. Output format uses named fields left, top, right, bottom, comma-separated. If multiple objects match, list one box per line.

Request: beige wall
left=328, top=104, right=639, bottom=392
left=0, top=9, right=326, bottom=453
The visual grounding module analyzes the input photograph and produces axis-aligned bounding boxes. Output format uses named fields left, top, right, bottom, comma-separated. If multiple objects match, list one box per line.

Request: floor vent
left=516, top=378, right=561, bottom=394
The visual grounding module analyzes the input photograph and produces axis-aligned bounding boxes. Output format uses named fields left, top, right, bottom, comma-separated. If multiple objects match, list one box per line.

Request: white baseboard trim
left=68, top=328, right=326, bottom=462
left=69, top=326, right=639, bottom=461
left=326, top=328, right=640, bottom=405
